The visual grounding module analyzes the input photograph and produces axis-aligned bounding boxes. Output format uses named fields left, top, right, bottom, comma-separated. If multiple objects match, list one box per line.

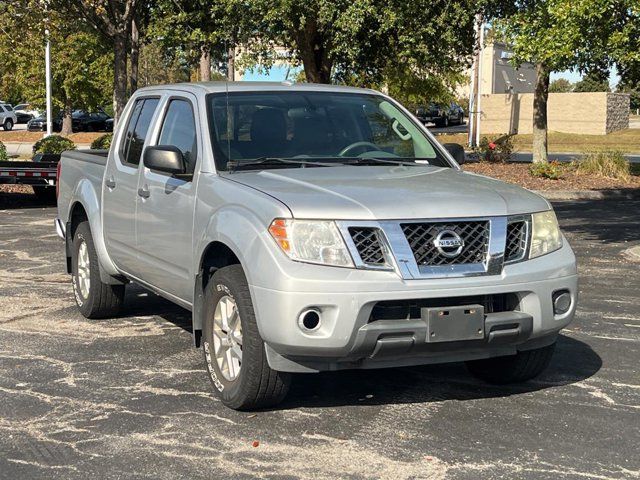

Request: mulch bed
left=464, top=162, right=640, bottom=191
left=0, top=131, right=104, bottom=144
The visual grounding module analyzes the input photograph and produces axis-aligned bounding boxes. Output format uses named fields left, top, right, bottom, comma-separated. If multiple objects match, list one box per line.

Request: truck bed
left=56, top=150, right=109, bottom=225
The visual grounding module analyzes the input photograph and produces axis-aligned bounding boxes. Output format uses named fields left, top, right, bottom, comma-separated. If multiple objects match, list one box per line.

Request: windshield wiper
left=227, top=157, right=336, bottom=172
left=341, top=157, right=419, bottom=166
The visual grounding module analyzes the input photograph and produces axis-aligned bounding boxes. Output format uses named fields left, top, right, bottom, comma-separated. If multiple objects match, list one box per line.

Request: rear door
left=103, top=96, right=160, bottom=276
left=134, top=94, right=200, bottom=301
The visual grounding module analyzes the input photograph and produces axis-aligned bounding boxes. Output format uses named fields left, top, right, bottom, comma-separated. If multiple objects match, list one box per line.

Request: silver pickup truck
left=56, top=82, right=577, bottom=410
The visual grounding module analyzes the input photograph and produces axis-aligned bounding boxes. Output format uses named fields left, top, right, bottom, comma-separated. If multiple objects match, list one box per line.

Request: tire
left=32, top=185, right=56, bottom=203
left=71, top=221, right=125, bottom=319
left=466, top=343, right=555, bottom=384
left=202, top=265, right=291, bottom=410
left=3, top=119, right=13, bottom=131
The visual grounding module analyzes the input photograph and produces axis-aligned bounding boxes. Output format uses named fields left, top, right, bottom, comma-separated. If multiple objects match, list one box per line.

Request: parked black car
left=72, top=110, right=112, bottom=132
left=27, top=114, right=63, bottom=132
left=416, top=103, right=465, bottom=127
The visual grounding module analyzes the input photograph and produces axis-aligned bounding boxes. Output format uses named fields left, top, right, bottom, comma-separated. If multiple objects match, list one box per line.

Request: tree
left=574, top=71, right=611, bottom=92
left=0, top=1, right=112, bottom=134
left=53, top=0, right=142, bottom=125
left=245, top=0, right=479, bottom=86
left=497, top=0, right=640, bottom=162
left=549, top=78, right=573, bottom=93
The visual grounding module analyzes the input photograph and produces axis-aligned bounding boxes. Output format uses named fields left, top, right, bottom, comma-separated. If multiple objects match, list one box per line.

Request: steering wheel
left=338, top=141, right=380, bottom=157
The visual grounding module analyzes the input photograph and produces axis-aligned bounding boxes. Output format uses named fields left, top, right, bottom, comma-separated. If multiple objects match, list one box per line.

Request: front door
left=135, top=94, right=200, bottom=302
left=102, top=97, right=160, bottom=275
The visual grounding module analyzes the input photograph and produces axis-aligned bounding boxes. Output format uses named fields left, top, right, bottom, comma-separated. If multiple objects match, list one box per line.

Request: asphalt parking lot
left=0, top=194, right=638, bottom=479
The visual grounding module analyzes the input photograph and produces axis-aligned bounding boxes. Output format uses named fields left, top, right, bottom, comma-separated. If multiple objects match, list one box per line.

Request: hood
left=225, top=165, right=549, bottom=220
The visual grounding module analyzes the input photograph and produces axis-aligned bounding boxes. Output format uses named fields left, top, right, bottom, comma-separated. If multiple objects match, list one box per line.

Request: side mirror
left=443, top=143, right=466, bottom=165
left=143, top=145, right=186, bottom=175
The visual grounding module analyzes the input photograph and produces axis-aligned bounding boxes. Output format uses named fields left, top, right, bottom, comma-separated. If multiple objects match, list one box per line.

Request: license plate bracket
left=422, top=304, right=485, bottom=343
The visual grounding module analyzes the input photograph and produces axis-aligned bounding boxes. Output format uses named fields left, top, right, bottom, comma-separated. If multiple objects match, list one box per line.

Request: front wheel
left=72, top=221, right=125, bottom=319
left=466, top=343, right=556, bottom=384
left=202, top=265, right=291, bottom=410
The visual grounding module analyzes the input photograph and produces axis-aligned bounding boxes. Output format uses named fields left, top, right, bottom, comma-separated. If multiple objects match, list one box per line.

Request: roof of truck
left=135, top=81, right=379, bottom=96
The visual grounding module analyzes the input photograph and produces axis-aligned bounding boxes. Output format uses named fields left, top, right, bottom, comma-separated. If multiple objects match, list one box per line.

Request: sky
left=244, top=65, right=621, bottom=89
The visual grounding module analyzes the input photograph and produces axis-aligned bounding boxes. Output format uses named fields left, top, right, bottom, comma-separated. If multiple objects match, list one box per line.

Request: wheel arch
left=192, top=240, right=242, bottom=347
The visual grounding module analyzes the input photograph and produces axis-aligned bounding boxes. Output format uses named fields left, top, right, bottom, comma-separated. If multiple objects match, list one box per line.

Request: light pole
left=45, top=26, right=52, bottom=137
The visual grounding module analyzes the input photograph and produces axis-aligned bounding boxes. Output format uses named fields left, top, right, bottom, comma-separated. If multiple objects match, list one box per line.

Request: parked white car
left=0, top=104, right=17, bottom=131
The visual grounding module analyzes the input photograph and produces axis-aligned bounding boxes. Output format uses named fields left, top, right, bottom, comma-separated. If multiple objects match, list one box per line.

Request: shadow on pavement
left=123, top=285, right=601, bottom=410
left=554, top=198, right=640, bottom=244
left=280, top=335, right=601, bottom=409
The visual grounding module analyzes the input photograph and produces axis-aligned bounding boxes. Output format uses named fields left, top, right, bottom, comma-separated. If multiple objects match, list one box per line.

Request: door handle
left=137, top=187, right=150, bottom=199
left=105, top=176, right=116, bottom=189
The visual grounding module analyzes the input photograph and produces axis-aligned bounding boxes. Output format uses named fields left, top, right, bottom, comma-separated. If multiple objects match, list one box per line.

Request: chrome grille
left=400, top=221, right=490, bottom=266
left=348, top=227, right=386, bottom=265
left=505, top=220, right=528, bottom=262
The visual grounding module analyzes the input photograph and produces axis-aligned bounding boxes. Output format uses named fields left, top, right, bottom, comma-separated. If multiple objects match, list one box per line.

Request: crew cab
left=56, top=82, right=578, bottom=410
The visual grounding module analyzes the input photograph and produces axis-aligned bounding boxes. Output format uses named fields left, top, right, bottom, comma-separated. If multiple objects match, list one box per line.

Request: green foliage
left=495, top=0, right=640, bottom=76
left=529, top=161, right=564, bottom=180
left=33, top=136, right=76, bottom=155
left=0, top=1, right=112, bottom=113
left=575, top=151, right=630, bottom=181
left=476, top=135, right=514, bottom=163
left=549, top=78, right=573, bottom=93
left=0, top=141, right=8, bottom=162
left=90, top=133, right=113, bottom=150
left=574, top=72, right=611, bottom=92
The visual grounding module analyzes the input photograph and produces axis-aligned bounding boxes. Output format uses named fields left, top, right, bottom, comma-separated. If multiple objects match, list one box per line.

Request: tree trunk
left=200, top=44, right=211, bottom=82
left=61, top=97, right=73, bottom=136
left=227, top=46, right=235, bottom=81
left=130, top=19, right=139, bottom=93
left=296, top=20, right=332, bottom=84
left=532, top=62, right=550, bottom=163
left=113, top=32, right=128, bottom=127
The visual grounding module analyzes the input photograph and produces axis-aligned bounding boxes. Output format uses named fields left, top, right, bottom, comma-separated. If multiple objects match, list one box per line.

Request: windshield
left=206, top=91, right=452, bottom=171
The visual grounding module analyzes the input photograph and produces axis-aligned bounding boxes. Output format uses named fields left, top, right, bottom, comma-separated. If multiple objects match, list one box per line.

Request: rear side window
left=158, top=99, right=198, bottom=173
left=120, top=98, right=159, bottom=166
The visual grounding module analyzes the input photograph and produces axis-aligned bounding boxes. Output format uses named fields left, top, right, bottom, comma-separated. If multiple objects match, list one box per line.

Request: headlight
left=530, top=210, right=562, bottom=258
left=269, top=219, right=354, bottom=267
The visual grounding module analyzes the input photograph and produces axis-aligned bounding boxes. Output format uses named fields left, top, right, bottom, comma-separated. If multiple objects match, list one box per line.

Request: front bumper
left=250, top=243, right=578, bottom=372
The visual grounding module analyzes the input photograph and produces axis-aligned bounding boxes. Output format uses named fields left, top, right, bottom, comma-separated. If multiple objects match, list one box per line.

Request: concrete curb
left=536, top=189, right=640, bottom=201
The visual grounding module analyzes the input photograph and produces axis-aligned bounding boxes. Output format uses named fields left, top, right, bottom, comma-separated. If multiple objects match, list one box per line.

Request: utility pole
left=44, top=2, right=52, bottom=137
left=468, top=14, right=483, bottom=148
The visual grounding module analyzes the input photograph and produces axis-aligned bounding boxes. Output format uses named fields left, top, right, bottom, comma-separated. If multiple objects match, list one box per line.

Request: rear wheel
left=3, top=119, right=13, bottom=131
left=466, top=343, right=556, bottom=384
left=72, top=221, right=125, bottom=319
left=202, top=265, right=291, bottom=410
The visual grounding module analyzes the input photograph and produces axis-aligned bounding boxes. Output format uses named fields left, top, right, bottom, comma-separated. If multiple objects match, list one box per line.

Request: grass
left=437, top=128, right=640, bottom=154
left=575, top=151, right=631, bottom=181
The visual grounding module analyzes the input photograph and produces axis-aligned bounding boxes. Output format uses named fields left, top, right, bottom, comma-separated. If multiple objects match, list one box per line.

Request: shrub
left=529, top=160, right=564, bottom=180
left=32, top=135, right=76, bottom=155
left=575, top=150, right=630, bottom=181
left=0, top=141, right=7, bottom=162
left=476, top=134, right=514, bottom=162
left=90, top=133, right=113, bottom=150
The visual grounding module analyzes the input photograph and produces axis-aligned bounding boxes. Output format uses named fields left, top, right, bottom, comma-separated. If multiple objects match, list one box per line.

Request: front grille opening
left=505, top=220, right=528, bottom=262
left=348, top=227, right=386, bottom=265
left=401, top=221, right=490, bottom=266
left=368, top=293, right=520, bottom=323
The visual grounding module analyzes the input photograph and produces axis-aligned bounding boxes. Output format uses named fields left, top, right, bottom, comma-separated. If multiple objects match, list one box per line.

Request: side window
left=0, top=106, right=5, bottom=113
left=158, top=99, right=198, bottom=173
left=120, top=98, right=159, bottom=167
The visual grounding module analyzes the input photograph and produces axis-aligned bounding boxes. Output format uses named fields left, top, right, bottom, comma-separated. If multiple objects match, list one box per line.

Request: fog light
left=553, top=290, right=572, bottom=315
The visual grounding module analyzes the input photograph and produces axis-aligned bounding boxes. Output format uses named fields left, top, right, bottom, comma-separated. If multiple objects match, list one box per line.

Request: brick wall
left=479, top=92, right=630, bottom=135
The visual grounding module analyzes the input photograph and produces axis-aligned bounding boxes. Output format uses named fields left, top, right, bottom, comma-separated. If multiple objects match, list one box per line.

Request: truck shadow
left=279, top=334, right=601, bottom=409
left=122, top=287, right=601, bottom=410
